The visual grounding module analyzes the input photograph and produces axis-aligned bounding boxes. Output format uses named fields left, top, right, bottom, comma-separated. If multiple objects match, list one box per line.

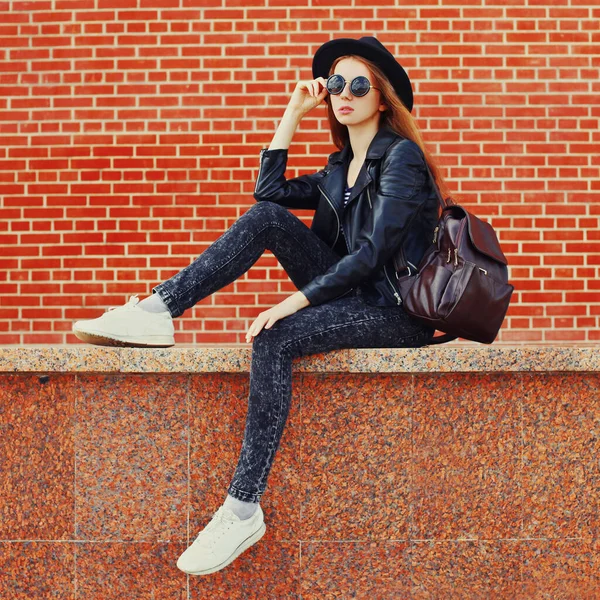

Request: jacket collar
left=328, top=124, right=401, bottom=165
left=321, top=124, right=401, bottom=209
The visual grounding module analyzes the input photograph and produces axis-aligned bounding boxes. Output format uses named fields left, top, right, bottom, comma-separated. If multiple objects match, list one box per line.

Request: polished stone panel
left=76, top=542, right=186, bottom=599
left=75, top=374, right=189, bottom=542
left=410, top=540, right=521, bottom=597
left=411, top=373, right=521, bottom=540
left=517, top=539, right=600, bottom=598
left=188, top=542, right=299, bottom=599
left=0, top=374, right=76, bottom=541
left=300, top=373, right=413, bottom=541
left=0, top=542, right=74, bottom=599
left=521, top=373, right=600, bottom=539
left=300, top=541, right=411, bottom=598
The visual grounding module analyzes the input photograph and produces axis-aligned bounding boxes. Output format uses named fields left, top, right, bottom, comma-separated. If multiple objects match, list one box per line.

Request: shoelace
left=106, top=294, right=140, bottom=313
left=193, top=507, right=236, bottom=549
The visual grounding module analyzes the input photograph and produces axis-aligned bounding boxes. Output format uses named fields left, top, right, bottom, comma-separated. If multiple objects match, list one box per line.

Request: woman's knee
left=248, top=200, right=288, bottom=220
left=252, top=321, right=297, bottom=355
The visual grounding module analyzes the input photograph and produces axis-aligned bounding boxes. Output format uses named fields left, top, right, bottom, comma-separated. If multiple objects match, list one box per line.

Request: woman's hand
left=245, top=291, right=310, bottom=343
left=287, top=77, right=329, bottom=117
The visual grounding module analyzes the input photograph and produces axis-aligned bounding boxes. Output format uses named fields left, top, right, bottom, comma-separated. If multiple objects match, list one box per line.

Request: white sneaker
left=177, top=504, right=266, bottom=576
left=72, top=294, right=175, bottom=347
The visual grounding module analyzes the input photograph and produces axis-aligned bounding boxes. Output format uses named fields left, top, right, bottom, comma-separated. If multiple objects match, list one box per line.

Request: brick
left=21, top=308, right=63, bottom=319
left=107, top=257, right=147, bottom=268
left=62, top=283, right=104, bottom=294
left=543, top=255, right=584, bottom=266
left=20, top=283, right=61, bottom=294
left=62, top=258, right=104, bottom=268
left=565, top=292, right=600, bottom=303
left=0, top=334, right=21, bottom=343
left=63, top=233, right=105, bottom=243
left=84, top=245, right=125, bottom=255
left=42, top=296, right=80, bottom=306
left=149, top=232, right=191, bottom=242
left=52, top=271, right=73, bottom=282
left=545, top=330, right=587, bottom=341
left=521, top=292, right=564, bottom=303
left=2, top=246, right=40, bottom=257
left=214, top=293, right=255, bottom=306
left=9, top=271, right=29, bottom=281
left=105, top=283, right=147, bottom=294
left=42, top=246, right=83, bottom=256
left=545, top=279, right=585, bottom=291
left=23, top=333, right=64, bottom=344
left=522, top=243, right=564, bottom=253
left=501, top=330, right=543, bottom=342
left=128, top=244, right=169, bottom=255
left=31, top=222, right=53, bottom=232
left=105, top=232, right=148, bottom=243
left=576, top=317, right=596, bottom=328
left=0, top=297, right=40, bottom=306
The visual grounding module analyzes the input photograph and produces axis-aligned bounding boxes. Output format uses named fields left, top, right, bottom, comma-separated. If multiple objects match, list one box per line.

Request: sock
left=138, top=292, right=169, bottom=313
left=223, top=493, right=259, bottom=521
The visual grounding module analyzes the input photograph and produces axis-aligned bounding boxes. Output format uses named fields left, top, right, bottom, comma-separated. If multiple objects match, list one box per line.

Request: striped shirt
left=334, top=185, right=353, bottom=256
left=343, top=185, right=353, bottom=207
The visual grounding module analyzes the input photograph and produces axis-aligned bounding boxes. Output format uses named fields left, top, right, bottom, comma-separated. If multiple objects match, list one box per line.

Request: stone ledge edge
left=0, top=345, right=598, bottom=374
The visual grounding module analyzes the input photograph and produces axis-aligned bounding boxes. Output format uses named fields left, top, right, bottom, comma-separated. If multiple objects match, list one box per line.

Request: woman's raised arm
left=254, top=77, right=330, bottom=209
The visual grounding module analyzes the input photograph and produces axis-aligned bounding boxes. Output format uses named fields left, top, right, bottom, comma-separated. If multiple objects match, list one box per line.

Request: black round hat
left=312, top=36, right=414, bottom=113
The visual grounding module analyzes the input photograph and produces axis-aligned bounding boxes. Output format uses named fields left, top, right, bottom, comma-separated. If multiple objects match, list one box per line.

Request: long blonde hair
left=324, top=54, right=452, bottom=212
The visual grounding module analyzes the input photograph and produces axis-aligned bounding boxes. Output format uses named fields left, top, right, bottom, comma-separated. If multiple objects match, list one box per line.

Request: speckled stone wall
left=0, top=346, right=599, bottom=598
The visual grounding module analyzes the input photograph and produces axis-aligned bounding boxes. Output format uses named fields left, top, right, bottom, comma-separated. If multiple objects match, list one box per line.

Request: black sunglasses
left=326, top=74, right=380, bottom=97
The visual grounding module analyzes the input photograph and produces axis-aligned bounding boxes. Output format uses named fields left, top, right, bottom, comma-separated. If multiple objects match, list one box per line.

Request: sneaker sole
left=73, top=328, right=174, bottom=348
left=182, top=521, right=266, bottom=576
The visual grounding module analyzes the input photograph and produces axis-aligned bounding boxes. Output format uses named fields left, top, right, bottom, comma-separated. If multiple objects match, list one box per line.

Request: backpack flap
left=464, top=210, right=508, bottom=266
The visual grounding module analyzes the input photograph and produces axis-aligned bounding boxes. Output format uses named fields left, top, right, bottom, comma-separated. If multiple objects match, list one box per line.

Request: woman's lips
left=338, top=107, right=354, bottom=113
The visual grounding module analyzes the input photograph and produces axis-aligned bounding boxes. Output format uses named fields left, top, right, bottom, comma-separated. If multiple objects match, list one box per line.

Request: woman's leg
left=172, top=199, right=433, bottom=576
left=152, top=201, right=346, bottom=318
left=73, top=201, right=345, bottom=347
left=150, top=199, right=434, bottom=503
left=226, top=293, right=433, bottom=504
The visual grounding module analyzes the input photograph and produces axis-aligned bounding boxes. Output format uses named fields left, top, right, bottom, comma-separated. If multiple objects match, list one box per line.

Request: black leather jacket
left=253, top=124, right=439, bottom=307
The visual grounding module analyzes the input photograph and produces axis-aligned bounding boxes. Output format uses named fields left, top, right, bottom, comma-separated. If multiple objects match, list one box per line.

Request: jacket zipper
left=317, top=183, right=350, bottom=254
left=384, top=264, right=402, bottom=305
left=310, top=183, right=353, bottom=302
left=449, top=218, right=466, bottom=267
left=320, top=181, right=401, bottom=305
left=254, top=148, right=266, bottom=196
left=367, top=187, right=402, bottom=306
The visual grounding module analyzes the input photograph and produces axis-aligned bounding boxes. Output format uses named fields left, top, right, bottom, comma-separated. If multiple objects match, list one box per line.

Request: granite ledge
left=0, top=343, right=598, bottom=374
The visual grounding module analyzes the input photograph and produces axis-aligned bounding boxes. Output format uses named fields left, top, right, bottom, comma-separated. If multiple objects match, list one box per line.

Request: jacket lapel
left=345, top=164, right=372, bottom=206
left=320, top=124, right=401, bottom=211
left=319, top=144, right=350, bottom=211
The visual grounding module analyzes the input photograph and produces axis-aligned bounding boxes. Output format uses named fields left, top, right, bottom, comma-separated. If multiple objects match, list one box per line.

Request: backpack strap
left=395, top=158, right=453, bottom=273
left=423, top=159, right=451, bottom=213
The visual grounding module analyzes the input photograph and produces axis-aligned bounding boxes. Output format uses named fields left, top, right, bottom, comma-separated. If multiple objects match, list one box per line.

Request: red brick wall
left=1, top=2, right=598, bottom=344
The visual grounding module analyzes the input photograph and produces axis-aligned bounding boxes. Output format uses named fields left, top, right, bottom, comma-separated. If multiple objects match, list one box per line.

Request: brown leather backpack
left=395, top=163, right=514, bottom=345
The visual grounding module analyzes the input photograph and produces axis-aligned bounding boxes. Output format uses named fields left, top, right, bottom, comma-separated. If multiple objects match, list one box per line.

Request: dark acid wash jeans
left=152, top=201, right=434, bottom=504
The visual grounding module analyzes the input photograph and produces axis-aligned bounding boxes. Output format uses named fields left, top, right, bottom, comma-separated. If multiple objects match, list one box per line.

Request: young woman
left=72, top=36, right=450, bottom=576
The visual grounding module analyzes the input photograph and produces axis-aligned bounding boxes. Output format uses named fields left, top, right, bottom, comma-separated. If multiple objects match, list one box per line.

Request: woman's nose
left=339, top=81, right=352, bottom=100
